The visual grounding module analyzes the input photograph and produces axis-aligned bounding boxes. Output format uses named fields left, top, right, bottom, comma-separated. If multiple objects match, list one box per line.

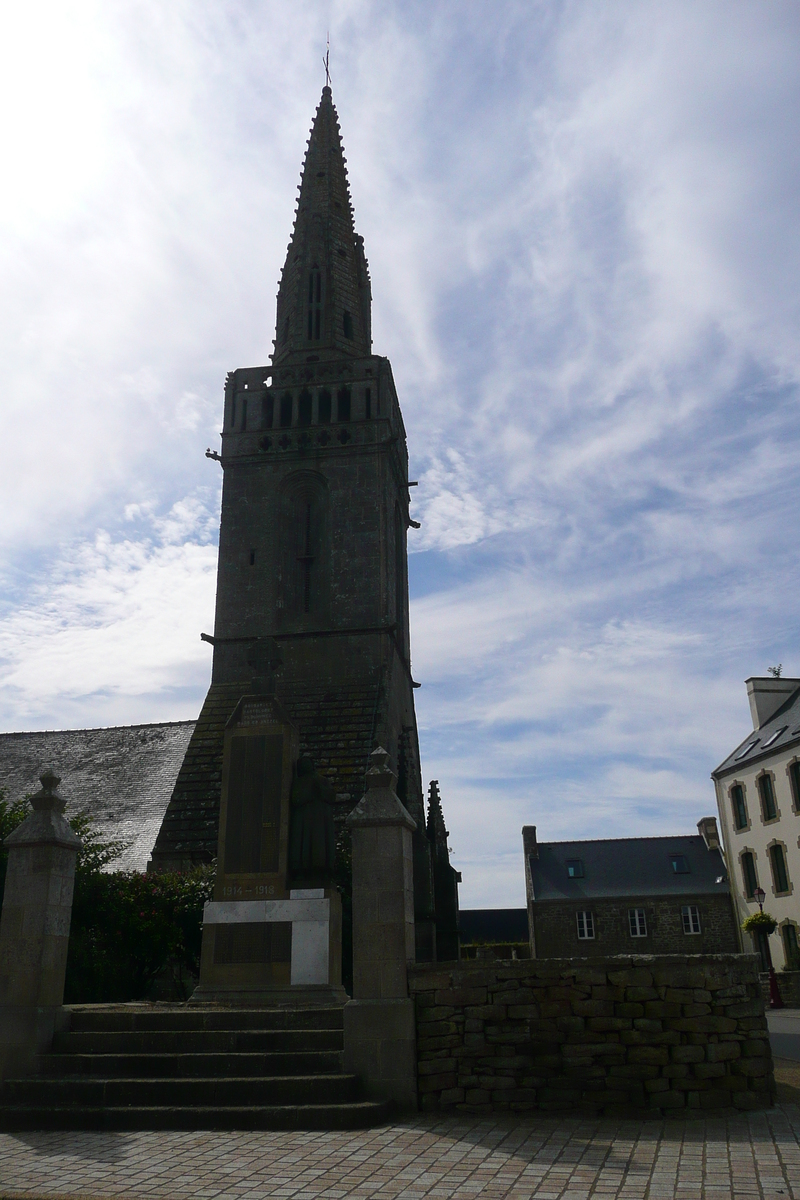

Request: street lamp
left=752, top=886, right=783, bottom=1009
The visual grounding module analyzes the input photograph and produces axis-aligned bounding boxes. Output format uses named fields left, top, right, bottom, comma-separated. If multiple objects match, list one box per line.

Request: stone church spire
left=272, top=86, right=372, bottom=365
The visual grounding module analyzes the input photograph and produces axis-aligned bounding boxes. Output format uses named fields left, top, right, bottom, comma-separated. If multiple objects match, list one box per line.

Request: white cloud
left=0, top=514, right=217, bottom=730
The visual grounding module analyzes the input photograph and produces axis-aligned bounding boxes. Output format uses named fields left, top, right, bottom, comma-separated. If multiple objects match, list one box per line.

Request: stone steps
left=37, top=1051, right=342, bottom=1077
left=66, top=1006, right=344, bottom=1032
left=0, top=1102, right=386, bottom=1131
left=0, top=1005, right=390, bottom=1131
left=52, top=1029, right=344, bottom=1054
left=2, top=1074, right=362, bottom=1107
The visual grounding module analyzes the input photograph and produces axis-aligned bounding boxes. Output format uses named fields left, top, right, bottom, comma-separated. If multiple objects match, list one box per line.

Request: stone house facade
left=523, top=825, right=739, bottom=959
left=712, top=675, right=800, bottom=971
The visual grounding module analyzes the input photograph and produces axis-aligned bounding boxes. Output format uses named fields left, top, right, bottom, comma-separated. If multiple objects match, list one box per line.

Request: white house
left=712, top=676, right=800, bottom=971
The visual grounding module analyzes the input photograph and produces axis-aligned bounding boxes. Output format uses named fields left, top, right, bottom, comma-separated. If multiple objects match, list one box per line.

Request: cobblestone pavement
left=0, top=1105, right=798, bottom=1200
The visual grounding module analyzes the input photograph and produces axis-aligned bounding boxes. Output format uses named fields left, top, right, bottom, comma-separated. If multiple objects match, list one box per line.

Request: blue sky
left=2, top=1, right=800, bottom=904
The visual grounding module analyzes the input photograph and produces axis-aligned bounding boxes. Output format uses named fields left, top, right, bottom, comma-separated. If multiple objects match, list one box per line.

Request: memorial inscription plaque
left=194, top=694, right=345, bottom=1005
left=197, top=696, right=297, bottom=994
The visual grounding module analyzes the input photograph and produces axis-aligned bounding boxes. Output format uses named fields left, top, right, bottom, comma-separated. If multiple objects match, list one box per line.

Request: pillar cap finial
left=347, top=748, right=416, bottom=831
left=31, top=768, right=66, bottom=814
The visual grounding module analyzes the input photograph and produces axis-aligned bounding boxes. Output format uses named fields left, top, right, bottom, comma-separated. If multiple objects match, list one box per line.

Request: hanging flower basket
left=742, top=910, right=778, bottom=935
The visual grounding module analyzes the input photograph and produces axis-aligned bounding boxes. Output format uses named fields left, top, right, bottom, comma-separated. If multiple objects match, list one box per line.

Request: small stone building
left=523, top=822, right=739, bottom=958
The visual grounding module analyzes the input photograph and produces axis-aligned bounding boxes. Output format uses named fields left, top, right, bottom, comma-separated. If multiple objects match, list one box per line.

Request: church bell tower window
left=307, top=267, right=322, bottom=340
left=299, top=501, right=315, bottom=613
left=298, top=389, right=312, bottom=426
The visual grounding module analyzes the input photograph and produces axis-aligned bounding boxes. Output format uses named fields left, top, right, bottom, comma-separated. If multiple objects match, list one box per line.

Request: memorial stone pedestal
left=0, top=770, right=82, bottom=1080
left=343, top=748, right=418, bottom=1110
left=192, top=692, right=345, bottom=1006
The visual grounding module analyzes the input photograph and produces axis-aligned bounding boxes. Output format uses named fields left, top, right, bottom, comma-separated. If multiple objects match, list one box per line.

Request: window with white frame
left=576, top=910, right=594, bottom=940
left=681, top=904, right=701, bottom=935
left=629, top=908, right=647, bottom=937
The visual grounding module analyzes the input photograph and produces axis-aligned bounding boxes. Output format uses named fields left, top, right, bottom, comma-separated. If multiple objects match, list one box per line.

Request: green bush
left=65, top=865, right=214, bottom=1002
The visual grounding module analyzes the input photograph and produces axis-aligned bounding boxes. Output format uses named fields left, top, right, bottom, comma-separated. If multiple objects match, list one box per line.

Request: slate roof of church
left=0, top=722, right=195, bottom=872
left=529, top=835, right=728, bottom=901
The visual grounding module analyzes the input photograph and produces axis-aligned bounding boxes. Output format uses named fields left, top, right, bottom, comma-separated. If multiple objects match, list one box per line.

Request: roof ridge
left=538, top=834, right=705, bottom=847
left=0, top=719, right=197, bottom=737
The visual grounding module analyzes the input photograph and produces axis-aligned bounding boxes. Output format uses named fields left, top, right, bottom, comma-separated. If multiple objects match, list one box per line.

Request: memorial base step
left=0, top=1004, right=390, bottom=1131
left=188, top=984, right=348, bottom=1008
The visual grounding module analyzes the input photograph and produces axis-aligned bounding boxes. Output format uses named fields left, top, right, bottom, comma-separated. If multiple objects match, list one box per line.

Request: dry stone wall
left=408, top=954, right=774, bottom=1117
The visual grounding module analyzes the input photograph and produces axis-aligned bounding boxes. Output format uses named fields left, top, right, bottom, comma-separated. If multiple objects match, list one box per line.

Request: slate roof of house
left=459, top=909, right=529, bottom=945
left=529, top=835, right=728, bottom=902
left=0, top=722, right=195, bottom=872
left=712, top=684, right=800, bottom=777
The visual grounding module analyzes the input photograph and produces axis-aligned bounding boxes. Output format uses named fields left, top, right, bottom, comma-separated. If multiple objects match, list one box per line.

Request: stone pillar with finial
left=343, top=747, right=418, bottom=1109
left=0, top=769, right=82, bottom=1080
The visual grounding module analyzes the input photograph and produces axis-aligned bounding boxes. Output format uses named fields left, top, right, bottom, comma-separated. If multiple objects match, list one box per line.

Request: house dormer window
left=307, top=267, right=322, bottom=340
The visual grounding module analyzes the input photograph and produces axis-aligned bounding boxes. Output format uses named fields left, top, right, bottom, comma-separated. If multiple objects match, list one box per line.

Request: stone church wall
left=408, top=953, right=773, bottom=1116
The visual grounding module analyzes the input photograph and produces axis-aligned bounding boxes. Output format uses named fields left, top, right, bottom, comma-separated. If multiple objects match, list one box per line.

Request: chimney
left=697, top=816, right=720, bottom=852
left=522, top=825, right=538, bottom=860
left=745, top=677, right=800, bottom=730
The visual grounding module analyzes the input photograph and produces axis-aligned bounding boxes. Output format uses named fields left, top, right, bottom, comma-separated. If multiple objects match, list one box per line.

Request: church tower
left=150, top=87, right=438, bottom=960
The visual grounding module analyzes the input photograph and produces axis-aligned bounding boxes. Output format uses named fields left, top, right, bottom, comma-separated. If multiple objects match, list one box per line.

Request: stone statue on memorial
left=288, top=756, right=336, bottom=879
